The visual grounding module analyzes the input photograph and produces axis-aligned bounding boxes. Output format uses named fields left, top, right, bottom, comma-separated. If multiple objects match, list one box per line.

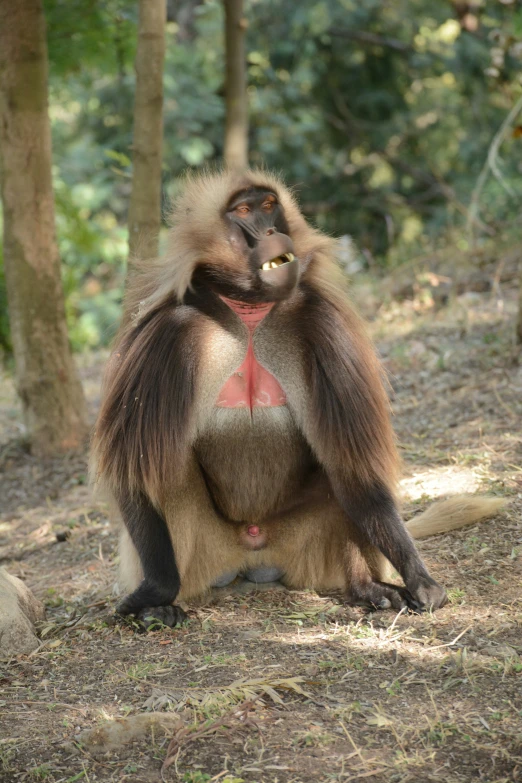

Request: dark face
left=195, top=187, right=300, bottom=303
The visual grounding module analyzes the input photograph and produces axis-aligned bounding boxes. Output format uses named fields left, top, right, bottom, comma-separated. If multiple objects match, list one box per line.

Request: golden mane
left=123, top=168, right=339, bottom=326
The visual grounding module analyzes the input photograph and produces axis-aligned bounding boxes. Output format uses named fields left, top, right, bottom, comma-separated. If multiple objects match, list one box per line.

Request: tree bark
left=223, top=0, right=249, bottom=171
left=128, top=0, right=166, bottom=260
left=0, top=0, right=88, bottom=456
left=517, top=255, right=522, bottom=345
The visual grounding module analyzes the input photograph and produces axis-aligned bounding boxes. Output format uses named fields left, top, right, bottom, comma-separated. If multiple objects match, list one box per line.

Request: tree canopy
left=1, top=0, right=521, bottom=350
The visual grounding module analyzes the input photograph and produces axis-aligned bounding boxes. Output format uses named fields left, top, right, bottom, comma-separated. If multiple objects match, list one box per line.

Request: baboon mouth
left=260, top=252, right=295, bottom=271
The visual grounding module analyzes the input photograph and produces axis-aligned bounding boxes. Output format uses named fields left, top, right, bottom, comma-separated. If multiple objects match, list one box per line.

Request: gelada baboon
left=91, top=170, right=503, bottom=628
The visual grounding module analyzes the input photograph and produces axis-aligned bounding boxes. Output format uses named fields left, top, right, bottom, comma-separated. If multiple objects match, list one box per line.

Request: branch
left=328, top=29, right=410, bottom=52
left=468, top=93, right=522, bottom=239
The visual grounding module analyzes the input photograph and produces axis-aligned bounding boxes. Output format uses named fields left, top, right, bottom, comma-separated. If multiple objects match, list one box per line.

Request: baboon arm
left=299, top=288, right=446, bottom=608
left=328, top=475, right=444, bottom=608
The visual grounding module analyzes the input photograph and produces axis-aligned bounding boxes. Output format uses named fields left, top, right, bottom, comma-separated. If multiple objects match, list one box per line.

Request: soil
left=0, top=270, right=521, bottom=783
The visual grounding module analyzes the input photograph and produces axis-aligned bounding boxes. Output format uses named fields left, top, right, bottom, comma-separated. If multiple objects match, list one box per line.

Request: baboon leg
left=162, top=457, right=248, bottom=603
left=344, top=520, right=415, bottom=611
left=260, top=478, right=410, bottom=609
left=115, top=491, right=186, bottom=629
left=116, top=457, right=249, bottom=621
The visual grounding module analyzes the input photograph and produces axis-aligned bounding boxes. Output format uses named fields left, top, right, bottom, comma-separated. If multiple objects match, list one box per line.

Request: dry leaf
left=366, top=713, right=393, bottom=727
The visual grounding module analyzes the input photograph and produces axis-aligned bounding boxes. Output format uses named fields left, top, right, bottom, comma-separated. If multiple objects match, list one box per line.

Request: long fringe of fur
left=300, top=281, right=400, bottom=490
left=123, top=168, right=335, bottom=323
left=91, top=305, right=201, bottom=502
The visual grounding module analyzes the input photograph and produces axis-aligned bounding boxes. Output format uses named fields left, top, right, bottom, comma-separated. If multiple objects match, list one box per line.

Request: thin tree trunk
left=128, top=0, right=166, bottom=259
left=223, top=0, right=249, bottom=171
left=0, top=0, right=88, bottom=456
left=517, top=255, right=522, bottom=345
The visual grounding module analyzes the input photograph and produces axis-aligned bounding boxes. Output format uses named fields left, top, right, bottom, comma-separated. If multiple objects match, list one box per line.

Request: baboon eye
left=235, top=205, right=250, bottom=216
left=262, top=200, right=274, bottom=211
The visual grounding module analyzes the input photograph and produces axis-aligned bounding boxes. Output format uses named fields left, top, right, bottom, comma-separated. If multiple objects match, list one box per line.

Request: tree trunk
left=517, top=258, right=522, bottom=345
left=128, top=0, right=166, bottom=260
left=0, top=0, right=88, bottom=456
left=223, top=0, right=249, bottom=171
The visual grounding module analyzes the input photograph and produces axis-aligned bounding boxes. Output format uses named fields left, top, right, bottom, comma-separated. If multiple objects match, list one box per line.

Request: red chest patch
left=216, top=296, right=287, bottom=410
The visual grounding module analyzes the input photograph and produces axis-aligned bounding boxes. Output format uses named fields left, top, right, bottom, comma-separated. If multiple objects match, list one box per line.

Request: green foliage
left=1, top=0, right=521, bottom=352
left=247, top=0, right=522, bottom=253
left=45, top=0, right=137, bottom=78
left=55, top=177, right=127, bottom=349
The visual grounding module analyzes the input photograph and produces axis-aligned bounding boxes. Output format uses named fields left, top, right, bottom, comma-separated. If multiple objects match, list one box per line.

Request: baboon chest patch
left=216, top=296, right=287, bottom=409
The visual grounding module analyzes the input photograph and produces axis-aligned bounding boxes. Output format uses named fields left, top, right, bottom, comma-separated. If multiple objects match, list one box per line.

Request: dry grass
left=0, top=272, right=521, bottom=783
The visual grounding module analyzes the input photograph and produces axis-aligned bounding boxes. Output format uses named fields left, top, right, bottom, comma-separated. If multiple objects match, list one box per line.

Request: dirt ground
left=0, top=266, right=521, bottom=783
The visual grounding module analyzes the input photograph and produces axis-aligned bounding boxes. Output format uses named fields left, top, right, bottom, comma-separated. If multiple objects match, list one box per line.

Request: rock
left=0, top=568, right=45, bottom=656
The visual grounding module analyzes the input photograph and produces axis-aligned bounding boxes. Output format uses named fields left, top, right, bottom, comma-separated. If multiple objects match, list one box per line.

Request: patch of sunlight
left=97, top=707, right=117, bottom=722
left=368, top=159, right=394, bottom=188
left=248, top=51, right=270, bottom=68
left=442, top=71, right=456, bottom=87
left=400, top=215, right=423, bottom=244
left=415, top=110, right=438, bottom=129
left=0, top=521, right=13, bottom=532
left=401, top=466, right=480, bottom=502
left=30, top=522, right=52, bottom=541
left=435, top=19, right=461, bottom=44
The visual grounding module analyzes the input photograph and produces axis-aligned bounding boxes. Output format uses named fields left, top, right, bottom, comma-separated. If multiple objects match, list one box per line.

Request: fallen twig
left=426, top=624, right=473, bottom=651
left=161, top=697, right=260, bottom=774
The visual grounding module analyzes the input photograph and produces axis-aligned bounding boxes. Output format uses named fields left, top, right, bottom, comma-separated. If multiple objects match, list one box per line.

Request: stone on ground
left=0, top=568, right=45, bottom=656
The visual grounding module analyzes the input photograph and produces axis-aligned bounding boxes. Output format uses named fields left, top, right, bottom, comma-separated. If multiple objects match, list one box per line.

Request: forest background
left=2, top=0, right=522, bottom=356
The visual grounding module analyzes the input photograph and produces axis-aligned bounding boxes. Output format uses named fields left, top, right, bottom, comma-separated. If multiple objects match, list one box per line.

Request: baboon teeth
left=261, top=253, right=295, bottom=272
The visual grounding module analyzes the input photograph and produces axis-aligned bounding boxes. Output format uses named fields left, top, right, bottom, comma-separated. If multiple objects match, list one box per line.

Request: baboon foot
left=135, top=604, right=188, bottom=630
left=346, top=581, right=416, bottom=612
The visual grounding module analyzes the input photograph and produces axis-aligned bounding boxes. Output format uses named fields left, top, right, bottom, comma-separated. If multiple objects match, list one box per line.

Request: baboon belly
left=195, top=406, right=314, bottom=523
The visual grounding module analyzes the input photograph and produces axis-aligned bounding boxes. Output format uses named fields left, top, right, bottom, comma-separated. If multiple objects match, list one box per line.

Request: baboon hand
left=116, top=599, right=188, bottom=631
left=135, top=604, right=188, bottom=631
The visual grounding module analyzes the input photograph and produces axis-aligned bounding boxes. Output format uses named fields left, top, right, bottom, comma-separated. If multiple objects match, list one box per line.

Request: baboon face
left=221, top=186, right=299, bottom=302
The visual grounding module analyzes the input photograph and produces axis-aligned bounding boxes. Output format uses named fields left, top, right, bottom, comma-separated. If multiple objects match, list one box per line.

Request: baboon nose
left=266, top=227, right=276, bottom=236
